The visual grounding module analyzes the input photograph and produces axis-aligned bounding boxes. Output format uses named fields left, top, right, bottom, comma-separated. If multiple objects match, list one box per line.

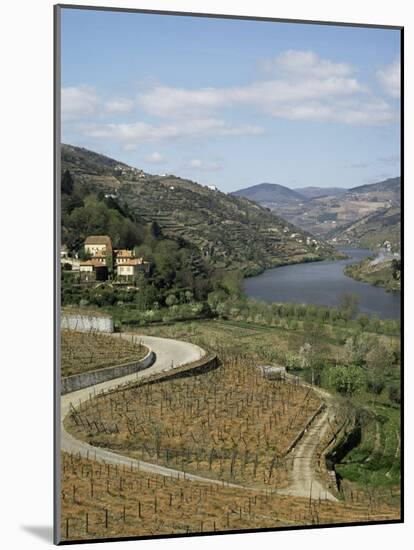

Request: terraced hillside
left=61, top=145, right=338, bottom=275
left=234, top=176, right=401, bottom=250
left=328, top=206, right=401, bottom=251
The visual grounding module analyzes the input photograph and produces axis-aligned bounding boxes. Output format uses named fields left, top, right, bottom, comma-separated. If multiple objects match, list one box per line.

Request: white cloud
left=137, top=80, right=392, bottom=126
left=62, top=89, right=134, bottom=122
left=61, top=85, right=99, bottom=120
left=145, top=151, right=165, bottom=164
left=63, top=50, right=398, bottom=154
left=183, top=159, right=222, bottom=171
left=136, top=50, right=395, bottom=126
left=83, top=118, right=263, bottom=149
left=105, top=97, right=134, bottom=113
left=376, top=60, right=400, bottom=99
left=259, top=49, right=355, bottom=78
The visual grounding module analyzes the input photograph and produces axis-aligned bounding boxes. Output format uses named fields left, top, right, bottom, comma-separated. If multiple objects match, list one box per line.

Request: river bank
left=344, top=255, right=401, bottom=292
left=244, top=248, right=400, bottom=320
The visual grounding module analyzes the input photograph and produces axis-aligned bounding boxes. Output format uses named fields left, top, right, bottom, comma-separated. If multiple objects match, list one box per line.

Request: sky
left=60, top=8, right=401, bottom=192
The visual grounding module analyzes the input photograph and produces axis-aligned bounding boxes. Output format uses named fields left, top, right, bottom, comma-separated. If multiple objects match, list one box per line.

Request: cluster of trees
left=391, top=259, right=401, bottom=280
left=62, top=170, right=144, bottom=252
left=283, top=330, right=399, bottom=401
left=329, top=333, right=397, bottom=398
left=206, top=292, right=399, bottom=336
left=61, top=170, right=243, bottom=307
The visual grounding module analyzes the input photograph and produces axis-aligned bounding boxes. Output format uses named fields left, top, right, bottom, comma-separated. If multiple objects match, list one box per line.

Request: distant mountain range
left=232, top=177, right=401, bottom=250
left=232, top=183, right=305, bottom=206
left=294, top=186, right=347, bottom=200
left=61, top=145, right=338, bottom=275
left=232, top=183, right=347, bottom=204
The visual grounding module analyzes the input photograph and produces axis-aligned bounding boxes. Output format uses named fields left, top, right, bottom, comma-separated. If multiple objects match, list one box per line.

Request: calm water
left=244, top=248, right=400, bottom=320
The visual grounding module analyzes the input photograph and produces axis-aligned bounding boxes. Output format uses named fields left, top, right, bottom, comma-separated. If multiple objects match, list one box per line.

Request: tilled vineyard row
left=61, top=452, right=399, bottom=541
left=65, top=358, right=321, bottom=489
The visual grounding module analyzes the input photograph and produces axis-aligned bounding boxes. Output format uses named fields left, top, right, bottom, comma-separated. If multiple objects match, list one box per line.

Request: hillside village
left=61, top=235, right=149, bottom=283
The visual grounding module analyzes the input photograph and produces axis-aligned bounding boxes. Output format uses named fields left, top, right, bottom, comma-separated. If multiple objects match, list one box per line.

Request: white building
left=84, top=235, right=113, bottom=257
left=116, top=258, right=144, bottom=280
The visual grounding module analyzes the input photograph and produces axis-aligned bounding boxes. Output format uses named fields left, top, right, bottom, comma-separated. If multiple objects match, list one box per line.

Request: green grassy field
left=336, top=397, right=401, bottom=489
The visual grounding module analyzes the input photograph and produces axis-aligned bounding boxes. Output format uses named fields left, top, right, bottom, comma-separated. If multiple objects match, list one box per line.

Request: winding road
left=61, top=334, right=337, bottom=500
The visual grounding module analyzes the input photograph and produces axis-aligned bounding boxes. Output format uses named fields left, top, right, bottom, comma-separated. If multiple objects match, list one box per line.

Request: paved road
left=61, top=334, right=337, bottom=498
left=61, top=334, right=241, bottom=488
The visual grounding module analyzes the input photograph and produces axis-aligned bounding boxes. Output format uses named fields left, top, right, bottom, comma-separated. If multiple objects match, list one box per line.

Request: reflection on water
left=244, top=248, right=400, bottom=320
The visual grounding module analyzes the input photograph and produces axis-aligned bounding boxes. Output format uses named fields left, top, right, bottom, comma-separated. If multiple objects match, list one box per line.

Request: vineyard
left=133, top=320, right=402, bottom=495
left=61, top=331, right=147, bottom=377
left=60, top=451, right=399, bottom=542
left=65, top=357, right=321, bottom=489
left=60, top=320, right=401, bottom=542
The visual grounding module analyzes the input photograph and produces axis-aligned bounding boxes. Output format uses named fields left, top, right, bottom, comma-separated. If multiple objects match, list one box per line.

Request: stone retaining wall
left=144, top=354, right=219, bottom=385
left=61, top=313, right=114, bottom=333
left=61, top=349, right=155, bottom=394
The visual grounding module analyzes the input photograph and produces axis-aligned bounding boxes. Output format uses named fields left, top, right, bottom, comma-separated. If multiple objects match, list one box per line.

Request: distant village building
left=116, top=258, right=146, bottom=281
left=78, top=235, right=149, bottom=282
left=84, top=235, right=113, bottom=257
left=60, top=245, right=81, bottom=271
left=79, top=260, right=108, bottom=282
left=60, top=244, right=69, bottom=259
left=114, top=249, right=134, bottom=264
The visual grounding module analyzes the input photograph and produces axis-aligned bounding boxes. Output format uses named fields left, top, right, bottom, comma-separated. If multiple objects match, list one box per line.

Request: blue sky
left=61, top=8, right=401, bottom=192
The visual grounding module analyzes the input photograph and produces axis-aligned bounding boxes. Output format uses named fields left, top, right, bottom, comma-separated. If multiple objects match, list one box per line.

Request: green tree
left=165, top=294, right=178, bottom=307
left=339, top=292, right=360, bottom=320
left=328, top=365, right=365, bottom=396
left=388, top=384, right=401, bottom=404
left=207, top=289, right=228, bottom=317
left=357, top=314, right=370, bottom=330
left=365, top=343, right=394, bottom=373
left=391, top=259, right=401, bottom=280
left=105, top=253, right=114, bottom=275
left=341, top=333, right=376, bottom=367
left=184, top=290, right=194, bottom=303
left=61, top=169, right=74, bottom=195
left=285, top=352, right=301, bottom=371
left=298, top=342, right=320, bottom=385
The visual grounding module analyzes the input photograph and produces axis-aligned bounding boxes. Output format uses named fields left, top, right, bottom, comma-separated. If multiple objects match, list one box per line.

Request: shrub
left=388, top=384, right=401, bottom=404
left=165, top=294, right=178, bottom=307
left=366, top=379, right=385, bottom=395
left=328, top=365, right=365, bottom=396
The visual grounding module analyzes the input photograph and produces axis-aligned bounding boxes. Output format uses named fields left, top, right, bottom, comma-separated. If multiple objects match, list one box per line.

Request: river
left=244, top=248, right=400, bottom=320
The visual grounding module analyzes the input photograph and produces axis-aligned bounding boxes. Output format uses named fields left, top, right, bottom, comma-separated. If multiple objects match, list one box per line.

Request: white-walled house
left=84, top=235, right=113, bottom=257
left=114, top=249, right=134, bottom=264
left=116, top=258, right=145, bottom=280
